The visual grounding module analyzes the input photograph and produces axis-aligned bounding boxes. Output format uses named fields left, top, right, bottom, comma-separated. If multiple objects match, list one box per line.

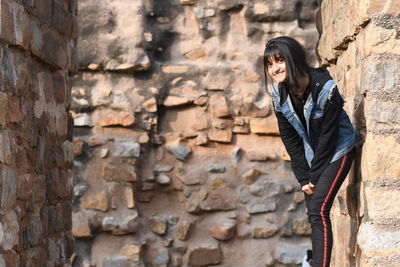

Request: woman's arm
left=309, top=87, right=343, bottom=185
left=275, top=110, right=310, bottom=186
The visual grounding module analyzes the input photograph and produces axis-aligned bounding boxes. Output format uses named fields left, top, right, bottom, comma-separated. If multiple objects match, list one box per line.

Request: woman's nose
left=271, top=63, right=280, bottom=73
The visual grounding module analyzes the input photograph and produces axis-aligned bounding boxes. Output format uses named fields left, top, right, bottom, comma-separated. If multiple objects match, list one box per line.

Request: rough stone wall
left=0, top=0, right=77, bottom=266
left=317, top=0, right=400, bottom=266
left=71, top=1, right=321, bottom=266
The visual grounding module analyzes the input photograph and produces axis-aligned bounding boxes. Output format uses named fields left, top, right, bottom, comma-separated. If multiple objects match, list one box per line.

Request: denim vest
left=271, top=80, right=358, bottom=167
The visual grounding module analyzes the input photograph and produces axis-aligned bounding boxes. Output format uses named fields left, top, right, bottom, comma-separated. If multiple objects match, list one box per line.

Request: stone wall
left=0, top=0, right=77, bottom=266
left=71, top=0, right=320, bottom=266
left=317, top=0, right=400, bottom=266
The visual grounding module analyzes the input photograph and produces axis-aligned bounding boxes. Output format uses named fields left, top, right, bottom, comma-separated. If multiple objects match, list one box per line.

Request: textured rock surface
left=71, top=0, right=320, bottom=266
left=317, top=1, right=400, bottom=266
left=0, top=0, right=77, bottom=265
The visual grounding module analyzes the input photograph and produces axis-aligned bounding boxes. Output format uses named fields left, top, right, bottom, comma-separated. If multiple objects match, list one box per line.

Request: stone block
left=73, top=113, right=93, bottom=127
left=209, top=221, right=236, bottom=241
left=13, top=6, right=31, bottom=49
left=51, top=0, right=74, bottom=37
left=42, top=30, right=68, bottom=69
left=362, top=134, right=400, bottom=181
left=207, top=164, right=225, bottom=173
left=187, top=245, right=222, bottom=266
left=122, top=183, right=135, bottom=209
left=148, top=248, right=169, bottom=266
left=142, top=97, right=157, bottom=112
left=203, top=67, right=231, bottom=91
left=161, top=65, right=189, bottom=73
left=207, top=129, right=232, bottom=143
left=246, top=202, right=276, bottom=214
left=72, top=211, right=92, bottom=237
left=245, top=0, right=298, bottom=22
left=27, top=214, right=43, bottom=247
left=239, top=102, right=270, bottom=118
left=176, top=219, right=193, bottom=241
left=253, top=223, right=279, bottom=239
left=0, top=131, right=13, bottom=165
left=357, top=221, right=400, bottom=258
left=184, top=47, right=206, bottom=60
left=81, top=190, right=110, bottom=212
left=363, top=181, right=400, bottom=220
left=0, top=46, right=17, bottom=89
left=113, top=142, right=140, bottom=158
left=0, top=0, right=14, bottom=42
left=274, top=240, right=311, bottom=265
left=293, top=191, right=305, bottom=204
left=100, top=114, right=136, bottom=127
left=78, top=0, right=149, bottom=71
left=199, top=191, right=236, bottom=212
left=241, top=168, right=260, bottom=185
left=0, top=210, right=19, bottom=250
left=209, top=94, right=229, bottom=118
left=149, top=216, right=167, bottom=235
left=1, top=168, right=17, bottom=208
left=53, top=70, right=67, bottom=104
left=35, top=0, right=52, bottom=25
left=163, top=96, right=191, bottom=107
left=155, top=174, right=171, bottom=185
left=364, top=18, right=400, bottom=56
left=120, top=244, right=141, bottom=261
left=103, top=163, right=137, bottom=182
left=249, top=116, right=279, bottom=135
left=293, top=216, right=311, bottom=236
left=166, top=139, right=191, bottom=161
left=101, top=210, right=139, bottom=235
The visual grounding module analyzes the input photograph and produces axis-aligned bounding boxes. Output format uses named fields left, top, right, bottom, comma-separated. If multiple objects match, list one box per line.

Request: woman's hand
left=302, top=182, right=315, bottom=195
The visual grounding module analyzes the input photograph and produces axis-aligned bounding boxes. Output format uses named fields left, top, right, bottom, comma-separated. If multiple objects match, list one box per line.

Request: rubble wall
left=317, top=0, right=400, bottom=266
left=71, top=0, right=321, bottom=266
left=0, top=0, right=77, bottom=265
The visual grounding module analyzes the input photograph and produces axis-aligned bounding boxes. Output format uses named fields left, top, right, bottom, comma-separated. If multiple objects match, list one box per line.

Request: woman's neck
left=289, top=75, right=309, bottom=97
left=298, top=75, right=309, bottom=91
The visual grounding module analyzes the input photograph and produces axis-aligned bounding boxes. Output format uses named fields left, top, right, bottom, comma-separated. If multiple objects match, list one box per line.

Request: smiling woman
left=263, top=36, right=359, bottom=267
left=266, top=56, right=287, bottom=83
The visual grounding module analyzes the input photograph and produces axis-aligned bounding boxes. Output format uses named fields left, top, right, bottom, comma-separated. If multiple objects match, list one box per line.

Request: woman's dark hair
left=263, top=36, right=310, bottom=92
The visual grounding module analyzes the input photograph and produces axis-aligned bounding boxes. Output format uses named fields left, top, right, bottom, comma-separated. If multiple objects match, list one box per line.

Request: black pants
left=304, top=148, right=356, bottom=267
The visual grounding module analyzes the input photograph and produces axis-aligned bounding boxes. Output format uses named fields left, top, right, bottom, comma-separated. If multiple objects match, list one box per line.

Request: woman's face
left=266, top=56, right=287, bottom=83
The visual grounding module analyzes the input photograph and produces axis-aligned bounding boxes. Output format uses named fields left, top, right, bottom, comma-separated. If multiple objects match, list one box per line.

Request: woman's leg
left=304, top=148, right=356, bottom=267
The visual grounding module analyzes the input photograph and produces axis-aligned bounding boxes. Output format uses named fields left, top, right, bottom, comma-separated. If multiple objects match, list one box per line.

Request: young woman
left=263, top=36, right=358, bottom=267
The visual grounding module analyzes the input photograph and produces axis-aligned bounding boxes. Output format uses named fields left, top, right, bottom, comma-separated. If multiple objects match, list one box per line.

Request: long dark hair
left=263, top=36, right=310, bottom=93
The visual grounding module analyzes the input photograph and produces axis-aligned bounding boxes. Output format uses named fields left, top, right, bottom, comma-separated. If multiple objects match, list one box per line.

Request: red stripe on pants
left=320, top=154, right=347, bottom=267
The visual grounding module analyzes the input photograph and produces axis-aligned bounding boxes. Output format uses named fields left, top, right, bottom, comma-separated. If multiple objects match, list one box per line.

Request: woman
left=263, top=36, right=358, bottom=267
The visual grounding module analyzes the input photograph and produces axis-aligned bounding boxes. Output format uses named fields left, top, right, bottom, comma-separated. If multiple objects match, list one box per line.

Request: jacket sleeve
left=275, top=110, right=310, bottom=186
left=309, top=86, right=343, bottom=184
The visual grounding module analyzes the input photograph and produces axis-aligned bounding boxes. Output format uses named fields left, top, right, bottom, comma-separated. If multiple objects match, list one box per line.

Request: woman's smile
left=267, top=57, right=287, bottom=83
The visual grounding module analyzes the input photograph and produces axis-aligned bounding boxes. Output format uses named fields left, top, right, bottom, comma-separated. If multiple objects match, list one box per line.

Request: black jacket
left=274, top=68, right=344, bottom=186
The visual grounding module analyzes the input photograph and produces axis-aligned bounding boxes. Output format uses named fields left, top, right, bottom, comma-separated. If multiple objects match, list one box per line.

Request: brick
left=0, top=131, right=13, bottom=165
left=13, top=5, right=31, bottom=49
left=42, top=30, right=68, bottom=69
left=53, top=70, right=67, bottom=103
left=1, top=168, right=17, bottom=208
left=21, top=0, right=34, bottom=10
left=35, top=0, right=53, bottom=25
left=56, top=170, right=67, bottom=199
left=0, top=47, right=17, bottom=89
left=51, top=0, right=74, bottom=37
left=29, top=18, right=43, bottom=57
left=72, top=211, right=92, bottom=237
left=0, top=91, right=8, bottom=126
left=69, top=0, right=78, bottom=15
left=0, top=0, right=14, bottom=42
